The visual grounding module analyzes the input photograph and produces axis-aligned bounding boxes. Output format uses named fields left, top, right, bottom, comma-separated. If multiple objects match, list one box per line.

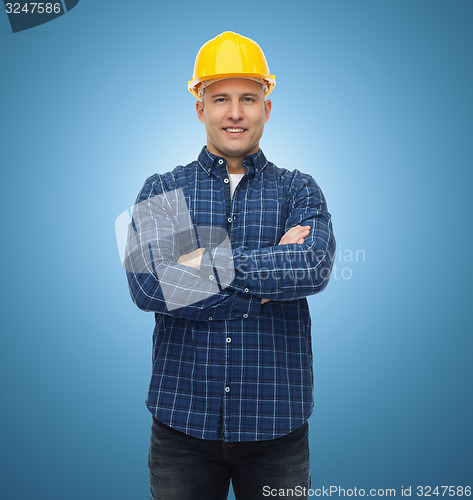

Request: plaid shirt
left=125, top=146, right=336, bottom=442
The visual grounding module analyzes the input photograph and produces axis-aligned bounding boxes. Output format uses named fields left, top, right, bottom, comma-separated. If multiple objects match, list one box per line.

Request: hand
left=260, top=225, right=311, bottom=305
left=177, top=248, right=205, bottom=270
left=278, top=225, right=311, bottom=245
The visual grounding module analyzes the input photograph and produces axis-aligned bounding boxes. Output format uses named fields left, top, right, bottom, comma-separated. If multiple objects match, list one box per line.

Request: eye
left=214, top=98, right=226, bottom=103
left=242, top=97, right=256, bottom=102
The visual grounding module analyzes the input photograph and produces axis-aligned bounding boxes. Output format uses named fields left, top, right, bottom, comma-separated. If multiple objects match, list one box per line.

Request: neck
left=226, top=157, right=246, bottom=174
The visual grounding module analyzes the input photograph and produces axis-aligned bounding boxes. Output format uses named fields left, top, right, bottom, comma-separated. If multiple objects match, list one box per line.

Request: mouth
left=223, top=127, right=246, bottom=136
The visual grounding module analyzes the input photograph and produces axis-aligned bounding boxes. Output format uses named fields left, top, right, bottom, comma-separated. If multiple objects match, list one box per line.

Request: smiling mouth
left=223, top=128, right=246, bottom=134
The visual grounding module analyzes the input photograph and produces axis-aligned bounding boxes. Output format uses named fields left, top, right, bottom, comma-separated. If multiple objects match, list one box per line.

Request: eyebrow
left=209, top=92, right=262, bottom=99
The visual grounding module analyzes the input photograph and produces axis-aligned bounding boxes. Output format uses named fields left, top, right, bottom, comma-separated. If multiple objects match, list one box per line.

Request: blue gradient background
left=1, top=1, right=472, bottom=498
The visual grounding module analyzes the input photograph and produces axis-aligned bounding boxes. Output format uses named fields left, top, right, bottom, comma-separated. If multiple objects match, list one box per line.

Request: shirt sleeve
left=124, top=175, right=261, bottom=321
left=207, top=171, right=336, bottom=301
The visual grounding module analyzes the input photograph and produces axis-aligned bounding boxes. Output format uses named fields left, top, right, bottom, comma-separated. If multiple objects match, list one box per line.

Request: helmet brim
left=188, top=73, right=276, bottom=100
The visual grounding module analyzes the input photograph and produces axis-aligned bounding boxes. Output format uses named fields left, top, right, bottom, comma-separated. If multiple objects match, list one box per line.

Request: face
left=196, top=78, right=272, bottom=162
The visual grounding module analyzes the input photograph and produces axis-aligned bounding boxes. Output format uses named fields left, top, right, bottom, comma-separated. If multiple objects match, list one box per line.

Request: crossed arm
left=126, top=172, right=335, bottom=317
left=177, top=225, right=312, bottom=304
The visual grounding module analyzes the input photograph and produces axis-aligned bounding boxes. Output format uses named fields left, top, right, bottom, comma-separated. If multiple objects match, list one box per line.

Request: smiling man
left=125, top=31, right=336, bottom=500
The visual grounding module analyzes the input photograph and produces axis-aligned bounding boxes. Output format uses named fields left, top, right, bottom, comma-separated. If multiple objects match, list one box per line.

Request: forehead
left=206, top=78, right=263, bottom=95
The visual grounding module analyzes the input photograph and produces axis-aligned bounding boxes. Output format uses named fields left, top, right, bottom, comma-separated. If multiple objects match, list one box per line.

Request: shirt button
left=218, top=159, right=224, bottom=165
left=227, top=217, right=232, bottom=223
left=243, top=313, right=248, bottom=319
left=226, top=337, right=232, bottom=343
left=224, top=178, right=229, bottom=183
left=244, top=288, right=249, bottom=293
left=225, top=386, right=230, bottom=393
left=256, top=168, right=259, bottom=173
left=208, top=317, right=213, bottom=321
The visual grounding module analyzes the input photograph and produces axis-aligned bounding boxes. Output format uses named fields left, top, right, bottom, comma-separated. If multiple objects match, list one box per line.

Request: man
left=124, top=31, right=336, bottom=500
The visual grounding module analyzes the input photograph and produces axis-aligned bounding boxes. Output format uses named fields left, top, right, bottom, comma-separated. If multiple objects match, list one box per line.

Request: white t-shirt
left=228, top=173, right=245, bottom=198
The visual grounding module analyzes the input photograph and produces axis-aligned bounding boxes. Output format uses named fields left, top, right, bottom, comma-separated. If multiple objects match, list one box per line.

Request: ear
left=264, top=99, right=272, bottom=123
left=196, top=100, right=205, bottom=123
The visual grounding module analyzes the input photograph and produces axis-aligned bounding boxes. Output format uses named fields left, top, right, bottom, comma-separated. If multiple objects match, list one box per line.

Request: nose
left=227, top=100, right=244, bottom=121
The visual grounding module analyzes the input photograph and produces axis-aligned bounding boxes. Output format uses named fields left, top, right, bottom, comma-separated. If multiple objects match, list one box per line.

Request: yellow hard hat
left=188, top=31, right=276, bottom=100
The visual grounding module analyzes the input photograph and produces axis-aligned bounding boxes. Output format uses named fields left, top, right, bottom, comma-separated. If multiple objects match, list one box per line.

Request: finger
left=292, top=228, right=310, bottom=240
left=281, top=229, right=309, bottom=244
left=288, top=226, right=309, bottom=237
left=279, top=226, right=311, bottom=245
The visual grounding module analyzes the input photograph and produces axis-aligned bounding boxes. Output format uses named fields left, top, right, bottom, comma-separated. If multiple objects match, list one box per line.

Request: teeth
left=225, top=128, right=244, bottom=133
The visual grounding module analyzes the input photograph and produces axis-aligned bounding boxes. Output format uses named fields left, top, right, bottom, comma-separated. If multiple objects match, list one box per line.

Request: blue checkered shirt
left=125, top=146, right=336, bottom=442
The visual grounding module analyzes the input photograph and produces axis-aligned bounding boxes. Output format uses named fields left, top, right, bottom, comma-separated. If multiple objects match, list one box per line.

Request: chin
left=226, top=142, right=256, bottom=156
left=220, top=146, right=247, bottom=157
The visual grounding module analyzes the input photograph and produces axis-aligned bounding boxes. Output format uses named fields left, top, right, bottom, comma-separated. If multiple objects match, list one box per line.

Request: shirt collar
left=197, top=146, right=268, bottom=178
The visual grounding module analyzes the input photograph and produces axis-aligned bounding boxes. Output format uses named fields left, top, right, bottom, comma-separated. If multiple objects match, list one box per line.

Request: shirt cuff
left=200, top=245, right=262, bottom=319
left=200, top=243, right=238, bottom=288
left=199, top=247, right=218, bottom=283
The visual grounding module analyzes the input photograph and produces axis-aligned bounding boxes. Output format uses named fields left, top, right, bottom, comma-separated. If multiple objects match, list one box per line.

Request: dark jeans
left=149, top=417, right=310, bottom=500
